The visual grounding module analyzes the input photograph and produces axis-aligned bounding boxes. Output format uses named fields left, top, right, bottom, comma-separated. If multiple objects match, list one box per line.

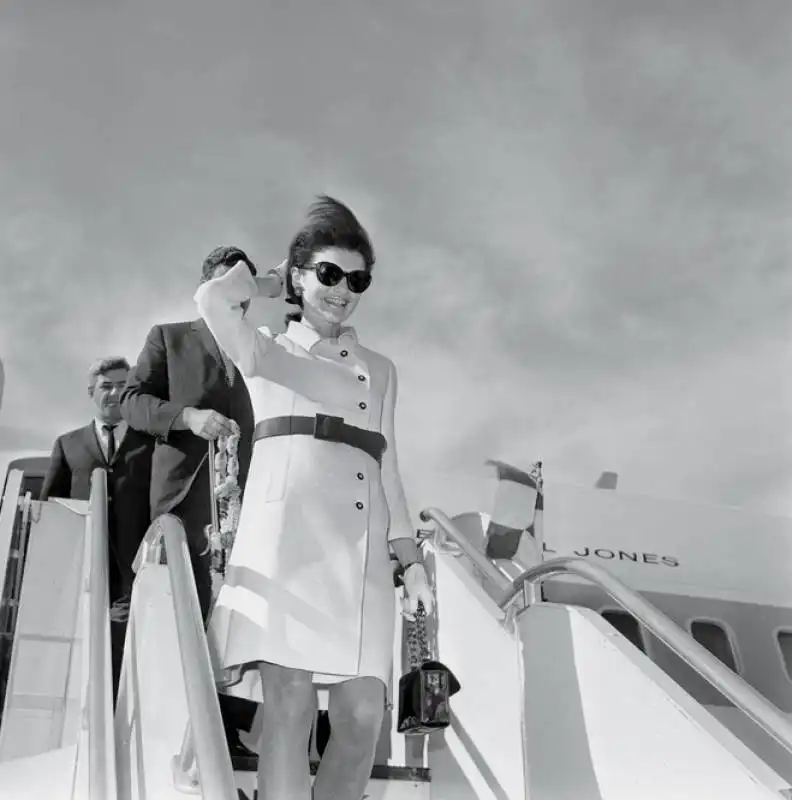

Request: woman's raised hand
left=254, top=258, right=288, bottom=299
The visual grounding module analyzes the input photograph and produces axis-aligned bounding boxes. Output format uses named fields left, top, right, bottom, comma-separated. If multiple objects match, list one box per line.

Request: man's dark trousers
left=170, top=460, right=256, bottom=744
left=120, top=319, right=258, bottom=746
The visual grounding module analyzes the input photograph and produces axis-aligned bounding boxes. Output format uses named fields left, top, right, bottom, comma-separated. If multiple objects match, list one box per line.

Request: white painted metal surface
left=0, top=471, right=115, bottom=800
left=159, top=515, right=238, bottom=800
left=115, top=564, right=193, bottom=800
left=0, top=498, right=88, bottom=761
left=0, top=743, right=80, bottom=799
left=520, top=603, right=786, bottom=798
left=535, top=483, right=792, bottom=606
left=86, top=469, right=117, bottom=800
left=424, top=541, right=528, bottom=800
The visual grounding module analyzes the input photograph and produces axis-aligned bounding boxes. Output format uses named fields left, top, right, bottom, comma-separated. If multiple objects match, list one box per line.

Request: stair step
left=236, top=774, right=431, bottom=800
left=231, top=754, right=430, bottom=782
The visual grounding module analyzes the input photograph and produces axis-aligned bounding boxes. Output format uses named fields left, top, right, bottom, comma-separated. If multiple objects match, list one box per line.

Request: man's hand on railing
left=110, top=594, right=131, bottom=624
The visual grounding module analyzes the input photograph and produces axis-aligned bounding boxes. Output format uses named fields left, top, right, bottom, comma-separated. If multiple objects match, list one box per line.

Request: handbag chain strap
left=406, top=601, right=431, bottom=671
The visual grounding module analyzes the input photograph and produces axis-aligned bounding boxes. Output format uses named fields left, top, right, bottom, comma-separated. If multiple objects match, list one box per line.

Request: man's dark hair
left=87, top=356, right=131, bottom=393
left=284, top=196, right=375, bottom=323
left=200, top=246, right=257, bottom=285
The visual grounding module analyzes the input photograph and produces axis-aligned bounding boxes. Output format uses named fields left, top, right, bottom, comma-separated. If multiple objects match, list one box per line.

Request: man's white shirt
left=93, top=418, right=128, bottom=461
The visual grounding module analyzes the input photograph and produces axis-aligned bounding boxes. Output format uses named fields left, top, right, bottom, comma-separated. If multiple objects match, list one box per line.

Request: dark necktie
left=103, top=424, right=116, bottom=463
left=221, top=350, right=236, bottom=387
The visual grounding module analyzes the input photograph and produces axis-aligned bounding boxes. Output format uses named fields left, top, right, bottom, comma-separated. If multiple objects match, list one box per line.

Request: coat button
left=357, top=472, right=364, bottom=480
left=356, top=501, right=364, bottom=510
left=359, top=402, right=367, bottom=410
left=340, top=350, right=349, bottom=357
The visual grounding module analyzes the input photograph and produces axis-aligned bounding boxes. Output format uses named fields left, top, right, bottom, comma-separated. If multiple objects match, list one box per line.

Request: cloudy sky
left=1, top=0, right=790, bottom=520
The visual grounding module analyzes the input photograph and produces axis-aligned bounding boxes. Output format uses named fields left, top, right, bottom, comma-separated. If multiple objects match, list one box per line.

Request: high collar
left=284, top=319, right=358, bottom=353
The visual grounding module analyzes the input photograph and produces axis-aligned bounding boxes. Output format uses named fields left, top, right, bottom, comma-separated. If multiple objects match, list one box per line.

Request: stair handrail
left=417, top=509, right=510, bottom=590
left=87, top=469, right=117, bottom=800
left=419, top=505, right=792, bottom=759
left=143, top=513, right=238, bottom=800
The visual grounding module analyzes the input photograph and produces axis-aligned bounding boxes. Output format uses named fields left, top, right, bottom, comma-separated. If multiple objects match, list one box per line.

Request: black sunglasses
left=304, top=262, right=372, bottom=294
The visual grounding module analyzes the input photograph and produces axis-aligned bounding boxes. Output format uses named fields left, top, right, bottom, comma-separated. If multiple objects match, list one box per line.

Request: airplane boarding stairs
left=1, top=471, right=792, bottom=797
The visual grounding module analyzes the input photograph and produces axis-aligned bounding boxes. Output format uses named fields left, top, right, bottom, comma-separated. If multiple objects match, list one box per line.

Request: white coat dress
left=194, top=262, right=415, bottom=703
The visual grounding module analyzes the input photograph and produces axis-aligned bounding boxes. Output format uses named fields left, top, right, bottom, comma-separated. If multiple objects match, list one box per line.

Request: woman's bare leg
left=256, top=662, right=314, bottom=800
left=312, top=677, right=385, bottom=800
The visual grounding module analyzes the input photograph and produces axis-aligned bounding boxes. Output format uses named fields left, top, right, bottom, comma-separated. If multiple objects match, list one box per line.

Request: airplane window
left=690, top=620, right=739, bottom=673
left=602, top=610, right=646, bottom=652
left=777, top=632, right=792, bottom=681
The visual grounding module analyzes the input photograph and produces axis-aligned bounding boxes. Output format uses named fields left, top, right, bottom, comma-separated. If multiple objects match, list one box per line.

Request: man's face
left=90, top=367, right=128, bottom=423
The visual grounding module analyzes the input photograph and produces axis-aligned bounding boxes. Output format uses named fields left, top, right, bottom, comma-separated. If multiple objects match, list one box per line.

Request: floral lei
left=209, top=421, right=242, bottom=579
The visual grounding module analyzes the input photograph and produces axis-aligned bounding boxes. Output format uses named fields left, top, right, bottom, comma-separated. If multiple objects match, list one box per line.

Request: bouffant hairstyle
left=284, top=196, right=375, bottom=324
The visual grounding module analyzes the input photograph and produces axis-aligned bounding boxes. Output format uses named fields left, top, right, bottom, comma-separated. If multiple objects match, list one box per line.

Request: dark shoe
left=315, top=710, right=331, bottom=758
left=228, top=738, right=258, bottom=771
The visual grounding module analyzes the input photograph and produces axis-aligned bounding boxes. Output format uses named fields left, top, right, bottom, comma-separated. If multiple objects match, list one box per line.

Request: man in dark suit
left=120, top=245, right=258, bottom=758
left=41, top=356, right=154, bottom=701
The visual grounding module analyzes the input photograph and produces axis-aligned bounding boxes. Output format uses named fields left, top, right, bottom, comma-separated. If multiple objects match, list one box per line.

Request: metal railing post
left=156, top=514, right=237, bottom=800
left=88, top=468, right=117, bottom=800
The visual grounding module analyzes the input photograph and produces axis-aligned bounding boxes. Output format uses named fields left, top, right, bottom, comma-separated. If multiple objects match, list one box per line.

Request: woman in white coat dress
left=195, top=196, right=433, bottom=800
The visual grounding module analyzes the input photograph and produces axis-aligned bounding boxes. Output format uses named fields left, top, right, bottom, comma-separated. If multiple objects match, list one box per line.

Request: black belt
left=254, top=415, right=387, bottom=465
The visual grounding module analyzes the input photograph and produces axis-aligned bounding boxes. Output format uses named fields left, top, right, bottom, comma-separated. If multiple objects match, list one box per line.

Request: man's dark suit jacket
left=120, top=319, right=256, bottom=737
left=40, top=423, right=154, bottom=602
left=119, top=319, right=254, bottom=534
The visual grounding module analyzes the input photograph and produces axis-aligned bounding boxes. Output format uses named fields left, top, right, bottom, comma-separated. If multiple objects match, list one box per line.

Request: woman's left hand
left=401, top=563, right=434, bottom=619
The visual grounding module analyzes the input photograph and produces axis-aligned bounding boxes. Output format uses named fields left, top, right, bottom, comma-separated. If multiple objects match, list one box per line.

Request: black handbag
left=394, top=567, right=461, bottom=735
